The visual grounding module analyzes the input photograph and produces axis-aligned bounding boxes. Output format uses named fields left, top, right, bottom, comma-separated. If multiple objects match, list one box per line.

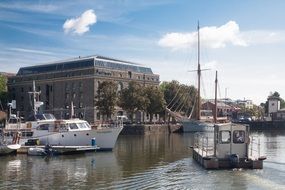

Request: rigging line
left=174, top=87, right=190, bottom=112
left=173, top=86, right=189, bottom=111
left=218, top=81, right=222, bottom=100
left=200, top=74, right=207, bottom=100
left=180, top=86, right=197, bottom=117
left=169, top=88, right=185, bottom=110
left=178, top=93, right=191, bottom=113
left=167, top=82, right=183, bottom=108
left=174, top=93, right=187, bottom=112
left=177, top=85, right=195, bottom=113
left=184, top=72, right=198, bottom=117
left=188, top=93, right=198, bottom=119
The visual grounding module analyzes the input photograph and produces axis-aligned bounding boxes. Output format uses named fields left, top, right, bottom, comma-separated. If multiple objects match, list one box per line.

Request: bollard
left=91, top=138, right=96, bottom=146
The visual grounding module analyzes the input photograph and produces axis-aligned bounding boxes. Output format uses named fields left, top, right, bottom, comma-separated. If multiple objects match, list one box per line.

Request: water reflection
left=0, top=131, right=285, bottom=189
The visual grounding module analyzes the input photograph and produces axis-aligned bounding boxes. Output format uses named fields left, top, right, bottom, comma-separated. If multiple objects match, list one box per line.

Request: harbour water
left=1, top=130, right=285, bottom=189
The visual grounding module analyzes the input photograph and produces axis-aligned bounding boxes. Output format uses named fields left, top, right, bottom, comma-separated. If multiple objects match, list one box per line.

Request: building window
left=79, top=82, right=83, bottom=91
left=72, top=83, right=76, bottom=91
left=138, top=76, right=141, bottom=80
left=119, top=73, right=123, bottom=77
left=96, top=112, right=100, bottom=120
left=65, top=83, right=70, bottom=92
left=21, top=87, right=24, bottom=92
left=128, top=71, right=132, bottom=79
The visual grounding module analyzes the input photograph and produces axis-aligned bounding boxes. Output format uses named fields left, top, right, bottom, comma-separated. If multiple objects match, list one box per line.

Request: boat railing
left=194, top=133, right=214, bottom=157
left=249, top=135, right=262, bottom=158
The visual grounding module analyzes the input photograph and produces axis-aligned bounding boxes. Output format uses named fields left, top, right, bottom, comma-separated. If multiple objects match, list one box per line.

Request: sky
left=1, top=0, right=285, bottom=105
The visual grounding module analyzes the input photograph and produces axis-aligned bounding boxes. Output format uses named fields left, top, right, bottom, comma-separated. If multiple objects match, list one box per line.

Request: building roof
left=16, top=55, right=154, bottom=76
left=202, top=101, right=232, bottom=109
left=0, top=72, right=16, bottom=77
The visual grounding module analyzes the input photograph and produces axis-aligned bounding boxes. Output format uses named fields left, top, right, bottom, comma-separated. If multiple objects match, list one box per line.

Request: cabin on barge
left=192, top=123, right=266, bottom=169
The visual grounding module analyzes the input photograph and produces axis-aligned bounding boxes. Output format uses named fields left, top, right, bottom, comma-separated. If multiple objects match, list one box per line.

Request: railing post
left=258, top=138, right=260, bottom=158
left=201, top=136, right=204, bottom=157
left=206, top=136, right=208, bottom=156
left=250, top=137, right=253, bottom=157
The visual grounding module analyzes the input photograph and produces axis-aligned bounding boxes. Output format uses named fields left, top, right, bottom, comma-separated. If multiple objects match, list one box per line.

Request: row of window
left=95, top=69, right=159, bottom=82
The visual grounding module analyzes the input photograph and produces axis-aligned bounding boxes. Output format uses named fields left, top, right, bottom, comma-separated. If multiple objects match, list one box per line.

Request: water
left=1, top=131, right=285, bottom=189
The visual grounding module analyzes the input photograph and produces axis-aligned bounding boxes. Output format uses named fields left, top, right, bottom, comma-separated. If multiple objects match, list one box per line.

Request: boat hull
left=182, top=120, right=213, bottom=132
left=193, top=148, right=264, bottom=169
left=17, top=127, right=123, bottom=150
left=0, top=144, right=21, bottom=155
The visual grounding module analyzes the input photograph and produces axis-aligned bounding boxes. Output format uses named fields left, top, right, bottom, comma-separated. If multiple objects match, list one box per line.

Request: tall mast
left=28, top=80, right=41, bottom=115
left=197, top=21, right=201, bottom=120
left=214, top=71, right=218, bottom=123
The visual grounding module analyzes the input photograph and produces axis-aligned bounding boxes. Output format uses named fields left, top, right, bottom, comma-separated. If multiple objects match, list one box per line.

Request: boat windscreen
left=77, top=122, right=90, bottom=129
left=43, top=114, right=56, bottom=120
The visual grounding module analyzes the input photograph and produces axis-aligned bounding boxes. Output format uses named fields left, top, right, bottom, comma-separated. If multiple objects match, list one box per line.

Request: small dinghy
left=28, top=145, right=58, bottom=156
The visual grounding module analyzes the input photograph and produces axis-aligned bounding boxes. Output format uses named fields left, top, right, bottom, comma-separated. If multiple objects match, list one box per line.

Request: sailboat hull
left=182, top=120, right=213, bottom=132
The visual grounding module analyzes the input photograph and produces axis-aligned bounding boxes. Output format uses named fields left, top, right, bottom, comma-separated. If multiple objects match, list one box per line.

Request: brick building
left=7, top=55, right=160, bottom=125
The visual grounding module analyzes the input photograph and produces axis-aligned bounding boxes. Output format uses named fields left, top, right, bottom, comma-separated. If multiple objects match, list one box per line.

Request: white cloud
left=204, top=60, right=218, bottom=70
left=242, top=30, right=285, bottom=45
left=158, top=21, right=247, bottom=50
left=8, top=48, right=54, bottom=55
left=63, top=9, right=97, bottom=35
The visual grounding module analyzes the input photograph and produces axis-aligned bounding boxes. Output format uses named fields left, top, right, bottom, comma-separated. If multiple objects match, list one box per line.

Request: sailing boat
left=182, top=23, right=216, bottom=132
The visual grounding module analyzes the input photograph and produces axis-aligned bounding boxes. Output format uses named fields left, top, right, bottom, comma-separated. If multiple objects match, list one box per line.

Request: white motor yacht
left=5, top=113, right=123, bottom=151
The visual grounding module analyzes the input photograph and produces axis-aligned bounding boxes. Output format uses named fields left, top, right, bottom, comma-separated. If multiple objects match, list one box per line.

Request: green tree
left=95, top=81, right=118, bottom=121
left=145, top=86, right=166, bottom=122
left=118, top=81, right=149, bottom=122
left=160, top=80, right=197, bottom=117
left=0, top=75, right=8, bottom=110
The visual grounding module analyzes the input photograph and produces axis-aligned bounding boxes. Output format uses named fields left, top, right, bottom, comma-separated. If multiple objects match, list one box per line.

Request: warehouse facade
left=7, top=55, right=160, bottom=125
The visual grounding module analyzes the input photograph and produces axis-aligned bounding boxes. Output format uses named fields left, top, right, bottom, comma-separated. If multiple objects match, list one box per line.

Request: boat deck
left=193, top=148, right=265, bottom=169
left=17, top=145, right=99, bottom=154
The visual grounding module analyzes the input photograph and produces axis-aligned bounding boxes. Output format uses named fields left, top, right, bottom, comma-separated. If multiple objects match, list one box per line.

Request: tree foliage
left=118, top=81, right=149, bottom=122
left=0, top=75, right=8, bottom=110
left=144, top=85, right=166, bottom=122
left=95, top=81, right=118, bottom=120
left=160, top=80, right=197, bottom=117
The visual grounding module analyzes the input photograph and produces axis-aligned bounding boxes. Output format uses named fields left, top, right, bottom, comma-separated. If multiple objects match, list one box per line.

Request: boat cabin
left=192, top=123, right=266, bottom=169
left=214, top=123, right=249, bottom=159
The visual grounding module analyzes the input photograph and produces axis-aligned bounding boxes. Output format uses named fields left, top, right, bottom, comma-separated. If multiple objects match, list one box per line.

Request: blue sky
left=1, top=0, right=285, bottom=104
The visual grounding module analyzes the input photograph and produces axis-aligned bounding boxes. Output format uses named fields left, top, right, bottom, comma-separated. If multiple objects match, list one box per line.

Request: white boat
left=5, top=81, right=124, bottom=151
left=192, top=123, right=266, bottom=169
left=0, top=144, right=21, bottom=155
left=6, top=114, right=123, bottom=151
left=0, top=130, right=21, bottom=155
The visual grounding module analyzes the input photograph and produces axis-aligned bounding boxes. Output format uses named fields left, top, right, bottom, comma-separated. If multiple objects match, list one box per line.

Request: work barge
left=192, top=123, right=266, bottom=169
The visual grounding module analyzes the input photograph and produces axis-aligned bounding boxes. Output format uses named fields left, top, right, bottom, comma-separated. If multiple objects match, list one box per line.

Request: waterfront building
left=7, top=55, right=160, bottom=125
left=267, top=95, right=281, bottom=120
left=201, top=100, right=233, bottom=117
left=236, top=99, right=253, bottom=109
